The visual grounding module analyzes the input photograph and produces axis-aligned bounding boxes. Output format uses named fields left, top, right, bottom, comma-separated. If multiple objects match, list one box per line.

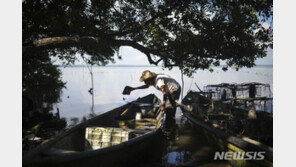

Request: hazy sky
left=112, top=46, right=273, bottom=66
left=54, top=46, right=273, bottom=66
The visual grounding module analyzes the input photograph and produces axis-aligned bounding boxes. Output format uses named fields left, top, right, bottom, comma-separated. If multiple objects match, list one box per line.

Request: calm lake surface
left=52, top=65, right=273, bottom=124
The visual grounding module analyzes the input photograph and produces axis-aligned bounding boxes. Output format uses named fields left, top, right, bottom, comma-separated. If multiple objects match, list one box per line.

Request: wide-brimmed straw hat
left=139, top=70, right=156, bottom=82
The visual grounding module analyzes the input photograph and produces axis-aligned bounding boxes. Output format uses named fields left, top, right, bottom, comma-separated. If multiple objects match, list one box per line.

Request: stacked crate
left=85, top=127, right=130, bottom=150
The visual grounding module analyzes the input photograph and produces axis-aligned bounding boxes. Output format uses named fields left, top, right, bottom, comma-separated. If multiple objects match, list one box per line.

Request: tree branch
left=155, top=57, right=164, bottom=64
left=23, top=36, right=170, bottom=65
left=108, top=3, right=179, bottom=37
left=23, top=36, right=101, bottom=51
left=144, top=53, right=164, bottom=65
left=113, top=39, right=169, bottom=57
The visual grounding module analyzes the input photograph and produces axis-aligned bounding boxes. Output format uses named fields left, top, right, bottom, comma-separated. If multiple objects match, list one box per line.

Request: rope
left=188, top=77, right=194, bottom=92
left=80, top=55, right=95, bottom=112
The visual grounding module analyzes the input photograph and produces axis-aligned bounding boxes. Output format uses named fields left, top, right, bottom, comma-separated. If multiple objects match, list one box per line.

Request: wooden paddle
left=122, top=86, right=133, bottom=95
left=120, top=103, right=135, bottom=116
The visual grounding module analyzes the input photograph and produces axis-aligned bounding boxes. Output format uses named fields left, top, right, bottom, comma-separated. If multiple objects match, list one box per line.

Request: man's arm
left=160, top=85, right=168, bottom=111
left=132, top=84, right=150, bottom=90
left=123, top=85, right=150, bottom=95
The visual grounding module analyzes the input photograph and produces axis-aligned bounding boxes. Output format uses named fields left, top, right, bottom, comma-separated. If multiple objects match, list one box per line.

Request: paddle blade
left=122, top=86, right=132, bottom=95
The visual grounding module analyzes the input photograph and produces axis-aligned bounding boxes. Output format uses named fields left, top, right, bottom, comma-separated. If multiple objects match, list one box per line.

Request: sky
left=64, top=46, right=273, bottom=66
left=52, top=46, right=273, bottom=65
left=112, top=46, right=273, bottom=66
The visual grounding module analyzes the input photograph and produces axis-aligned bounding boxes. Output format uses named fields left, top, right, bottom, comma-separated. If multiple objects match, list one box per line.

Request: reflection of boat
left=181, top=91, right=273, bottom=167
left=23, top=94, right=164, bottom=167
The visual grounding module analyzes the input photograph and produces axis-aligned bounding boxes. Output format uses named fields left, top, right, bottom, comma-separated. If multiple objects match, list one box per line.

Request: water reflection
left=160, top=109, right=232, bottom=167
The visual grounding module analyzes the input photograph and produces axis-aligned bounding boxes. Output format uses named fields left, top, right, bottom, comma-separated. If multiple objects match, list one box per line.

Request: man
left=125, top=70, right=181, bottom=120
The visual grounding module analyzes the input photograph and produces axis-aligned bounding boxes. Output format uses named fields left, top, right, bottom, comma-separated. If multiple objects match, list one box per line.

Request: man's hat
left=139, top=70, right=156, bottom=82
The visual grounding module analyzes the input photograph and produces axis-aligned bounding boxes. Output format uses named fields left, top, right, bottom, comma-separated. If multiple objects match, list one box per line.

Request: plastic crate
left=85, top=127, right=130, bottom=150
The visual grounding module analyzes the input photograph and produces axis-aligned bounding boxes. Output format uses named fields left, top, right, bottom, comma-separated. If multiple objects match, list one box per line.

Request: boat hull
left=181, top=109, right=273, bottom=167
left=23, top=94, right=164, bottom=167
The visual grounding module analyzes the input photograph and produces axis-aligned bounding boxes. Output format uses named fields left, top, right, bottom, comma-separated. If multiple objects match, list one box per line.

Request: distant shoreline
left=57, top=64, right=273, bottom=68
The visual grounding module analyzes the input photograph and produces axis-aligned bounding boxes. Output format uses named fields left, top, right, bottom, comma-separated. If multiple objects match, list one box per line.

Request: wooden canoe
left=181, top=91, right=273, bottom=167
left=23, top=94, right=165, bottom=167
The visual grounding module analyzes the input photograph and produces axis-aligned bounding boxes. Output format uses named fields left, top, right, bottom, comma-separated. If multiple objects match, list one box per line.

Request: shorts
left=165, top=88, right=181, bottom=109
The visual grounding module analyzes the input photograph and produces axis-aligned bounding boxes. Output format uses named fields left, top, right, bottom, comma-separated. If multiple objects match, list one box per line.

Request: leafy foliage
left=22, top=49, right=65, bottom=113
left=23, top=0, right=273, bottom=76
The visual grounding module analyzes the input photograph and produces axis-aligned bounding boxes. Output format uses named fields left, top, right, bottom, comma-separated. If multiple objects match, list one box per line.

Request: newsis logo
left=214, top=151, right=265, bottom=160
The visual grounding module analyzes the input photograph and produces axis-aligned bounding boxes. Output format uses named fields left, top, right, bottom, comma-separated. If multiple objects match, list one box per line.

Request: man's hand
left=160, top=85, right=167, bottom=95
left=161, top=104, right=166, bottom=111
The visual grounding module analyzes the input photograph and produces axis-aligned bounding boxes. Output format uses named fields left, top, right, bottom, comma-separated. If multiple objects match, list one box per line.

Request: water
left=53, top=65, right=272, bottom=123
left=161, top=110, right=233, bottom=167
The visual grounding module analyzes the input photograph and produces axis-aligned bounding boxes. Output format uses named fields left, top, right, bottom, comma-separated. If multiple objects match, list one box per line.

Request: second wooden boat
left=181, top=91, right=273, bottom=167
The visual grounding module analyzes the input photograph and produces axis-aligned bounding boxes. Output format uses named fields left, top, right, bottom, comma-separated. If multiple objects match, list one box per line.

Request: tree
left=22, top=50, right=65, bottom=112
left=23, top=0, right=273, bottom=76
left=22, top=48, right=66, bottom=130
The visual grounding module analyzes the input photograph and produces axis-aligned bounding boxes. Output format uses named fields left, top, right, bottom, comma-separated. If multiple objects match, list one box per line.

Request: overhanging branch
left=113, top=39, right=170, bottom=58
left=23, top=36, right=101, bottom=51
left=144, top=53, right=164, bottom=65
left=23, top=36, right=170, bottom=66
